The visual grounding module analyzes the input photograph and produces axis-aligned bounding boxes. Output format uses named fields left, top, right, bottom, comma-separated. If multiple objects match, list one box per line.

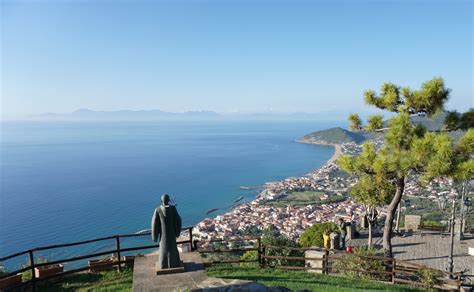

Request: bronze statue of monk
left=151, top=194, right=182, bottom=269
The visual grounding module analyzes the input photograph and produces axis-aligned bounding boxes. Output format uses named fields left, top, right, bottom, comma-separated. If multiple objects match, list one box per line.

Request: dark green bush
left=416, top=268, right=443, bottom=290
left=333, top=246, right=385, bottom=281
left=421, top=219, right=443, bottom=227
left=261, top=228, right=303, bottom=267
left=299, top=222, right=338, bottom=248
left=240, top=250, right=258, bottom=267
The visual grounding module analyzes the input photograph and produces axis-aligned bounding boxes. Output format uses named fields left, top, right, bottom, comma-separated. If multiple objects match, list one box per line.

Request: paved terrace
left=348, top=230, right=474, bottom=274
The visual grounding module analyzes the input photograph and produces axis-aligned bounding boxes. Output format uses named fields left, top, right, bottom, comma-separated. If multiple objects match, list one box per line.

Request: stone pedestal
left=304, top=250, right=325, bottom=274
left=155, top=264, right=185, bottom=275
left=133, top=252, right=207, bottom=291
left=404, top=215, right=421, bottom=231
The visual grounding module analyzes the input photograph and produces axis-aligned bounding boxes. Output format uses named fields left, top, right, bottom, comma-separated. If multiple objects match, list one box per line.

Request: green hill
left=298, top=127, right=369, bottom=145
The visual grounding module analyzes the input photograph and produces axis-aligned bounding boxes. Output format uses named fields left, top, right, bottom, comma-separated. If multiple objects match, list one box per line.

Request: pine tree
left=338, top=143, right=394, bottom=246
left=338, top=77, right=452, bottom=258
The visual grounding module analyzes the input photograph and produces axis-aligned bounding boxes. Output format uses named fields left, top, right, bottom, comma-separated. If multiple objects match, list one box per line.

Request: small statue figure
left=151, top=194, right=182, bottom=270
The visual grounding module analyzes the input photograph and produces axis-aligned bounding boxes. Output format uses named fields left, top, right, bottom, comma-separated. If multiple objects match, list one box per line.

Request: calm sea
left=0, top=120, right=339, bottom=268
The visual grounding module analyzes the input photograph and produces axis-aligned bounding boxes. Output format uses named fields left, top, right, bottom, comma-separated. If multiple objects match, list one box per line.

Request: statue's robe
left=151, top=205, right=182, bottom=269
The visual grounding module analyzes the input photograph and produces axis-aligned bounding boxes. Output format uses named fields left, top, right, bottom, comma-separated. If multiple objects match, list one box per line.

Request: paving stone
left=348, top=230, right=474, bottom=273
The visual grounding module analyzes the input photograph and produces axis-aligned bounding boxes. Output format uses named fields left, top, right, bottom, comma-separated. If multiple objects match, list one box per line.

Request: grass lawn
left=37, top=268, right=133, bottom=292
left=33, top=264, right=422, bottom=291
left=207, top=265, right=421, bottom=292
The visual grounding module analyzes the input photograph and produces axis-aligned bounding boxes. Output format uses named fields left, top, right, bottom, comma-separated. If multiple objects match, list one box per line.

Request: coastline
left=296, top=139, right=342, bottom=165
left=328, top=144, right=342, bottom=164
left=194, top=140, right=350, bottom=241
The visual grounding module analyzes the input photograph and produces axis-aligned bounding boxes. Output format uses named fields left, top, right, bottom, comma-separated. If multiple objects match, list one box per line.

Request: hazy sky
left=1, top=0, right=472, bottom=118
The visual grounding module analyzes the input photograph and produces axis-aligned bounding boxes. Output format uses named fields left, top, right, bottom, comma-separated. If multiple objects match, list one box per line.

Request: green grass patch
left=37, top=268, right=133, bottom=292
left=207, top=265, right=421, bottom=292
left=265, top=191, right=346, bottom=208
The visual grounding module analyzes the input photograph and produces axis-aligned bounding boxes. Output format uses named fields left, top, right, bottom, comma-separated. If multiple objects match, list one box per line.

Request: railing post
left=324, top=249, right=329, bottom=275
left=261, top=245, right=266, bottom=268
left=115, top=236, right=122, bottom=272
left=391, top=259, right=396, bottom=284
left=188, top=227, right=194, bottom=251
left=257, top=238, right=262, bottom=268
left=29, top=250, right=36, bottom=291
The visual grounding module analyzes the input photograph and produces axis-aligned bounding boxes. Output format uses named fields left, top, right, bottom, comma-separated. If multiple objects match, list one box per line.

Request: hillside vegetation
left=298, top=127, right=371, bottom=144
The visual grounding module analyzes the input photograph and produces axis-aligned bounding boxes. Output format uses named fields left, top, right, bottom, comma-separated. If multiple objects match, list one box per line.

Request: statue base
left=155, top=262, right=185, bottom=275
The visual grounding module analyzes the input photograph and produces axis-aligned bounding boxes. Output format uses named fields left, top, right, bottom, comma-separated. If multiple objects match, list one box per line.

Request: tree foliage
left=416, top=269, right=443, bottom=290
left=443, top=111, right=460, bottom=131
left=339, top=142, right=395, bottom=205
left=443, top=108, right=474, bottom=131
left=261, top=227, right=303, bottom=266
left=365, top=115, right=384, bottom=132
left=411, top=129, right=474, bottom=183
left=364, top=77, right=450, bottom=116
left=339, top=142, right=396, bottom=246
left=348, top=113, right=363, bottom=131
left=333, top=246, right=385, bottom=281
left=340, top=77, right=454, bottom=258
left=299, top=222, right=338, bottom=248
left=460, top=108, right=474, bottom=130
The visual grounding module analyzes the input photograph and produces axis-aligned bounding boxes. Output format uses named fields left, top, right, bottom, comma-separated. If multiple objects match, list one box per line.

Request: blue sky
left=1, top=0, right=472, bottom=118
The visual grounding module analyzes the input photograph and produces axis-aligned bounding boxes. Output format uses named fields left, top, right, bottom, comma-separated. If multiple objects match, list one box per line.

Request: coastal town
left=194, top=140, right=460, bottom=247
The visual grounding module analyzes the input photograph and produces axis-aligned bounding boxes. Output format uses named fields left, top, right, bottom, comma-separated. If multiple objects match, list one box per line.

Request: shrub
left=421, top=220, right=443, bottom=228
left=240, top=250, right=258, bottom=267
left=416, top=268, right=443, bottom=290
left=299, top=222, right=338, bottom=248
left=239, top=226, right=262, bottom=237
left=261, top=229, right=303, bottom=267
left=333, top=246, right=385, bottom=281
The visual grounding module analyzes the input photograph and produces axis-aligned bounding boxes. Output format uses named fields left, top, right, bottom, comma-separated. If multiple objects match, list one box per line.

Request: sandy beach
left=327, top=144, right=342, bottom=164
left=297, top=139, right=342, bottom=165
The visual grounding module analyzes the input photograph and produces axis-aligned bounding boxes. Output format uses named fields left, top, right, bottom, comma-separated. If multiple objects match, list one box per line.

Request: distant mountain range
left=29, top=108, right=381, bottom=121
left=32, top=109, right=221, bottom=120
left=27, top=108, right=456, bottom=125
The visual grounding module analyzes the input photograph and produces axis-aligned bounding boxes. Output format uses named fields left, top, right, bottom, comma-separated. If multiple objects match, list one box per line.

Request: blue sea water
left=0, top=120, right=339, bottom=268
